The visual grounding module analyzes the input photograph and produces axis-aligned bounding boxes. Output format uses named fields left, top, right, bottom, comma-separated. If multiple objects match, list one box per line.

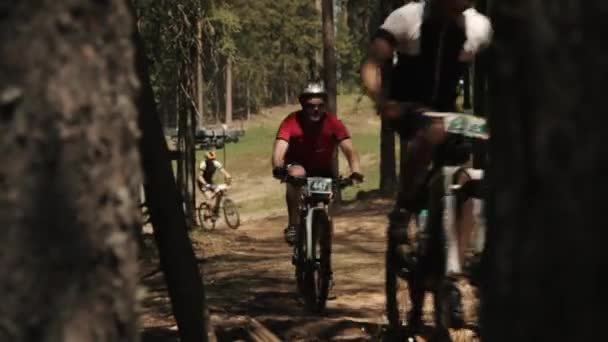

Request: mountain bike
left=197, top=184, right=240, bottom=230
left=385, top=112, right=488, bottom=338
left=285, top=175, right=355, bottom=313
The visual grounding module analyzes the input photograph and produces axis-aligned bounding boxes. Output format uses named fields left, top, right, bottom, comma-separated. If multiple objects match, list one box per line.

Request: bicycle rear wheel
left=197, top=202, right=216, bottom=230
left=222, top=198, right=240, bottom=229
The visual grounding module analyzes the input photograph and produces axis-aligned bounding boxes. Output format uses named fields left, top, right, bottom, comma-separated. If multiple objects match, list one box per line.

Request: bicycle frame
left=203, top=184, right=229, bottom=210
left=301, top=177, right=333, bottom=261
left=304, top=205, right=326, bottom=260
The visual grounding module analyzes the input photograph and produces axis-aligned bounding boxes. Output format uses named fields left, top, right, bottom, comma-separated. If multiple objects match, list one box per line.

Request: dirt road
left=140, top=198, right=478, bottom=341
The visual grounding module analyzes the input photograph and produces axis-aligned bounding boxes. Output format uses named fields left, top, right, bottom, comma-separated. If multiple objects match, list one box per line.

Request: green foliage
left=134, top=0, right=374, bottom=126
left=336, top=9, right=364, bottom=93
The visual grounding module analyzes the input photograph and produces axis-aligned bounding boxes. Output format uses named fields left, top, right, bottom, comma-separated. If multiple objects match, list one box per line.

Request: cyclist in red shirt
left=272, top=82, right=364, bottom=245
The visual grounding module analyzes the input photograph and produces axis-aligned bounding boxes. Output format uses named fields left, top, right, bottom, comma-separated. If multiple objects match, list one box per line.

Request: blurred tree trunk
left=133, top=14, right=211, bottom=342
left=0, top=0, right=140, bottom=340
left=225, top=55, right=233, bottom=124
left=246, top=77, right=251, bottom=120
left=215, top=83, right=220, bottom=123
left=482, top=1, right=608, bottom=341
left=322, top=0, right=337, bottom=115
left=322, top=0, right=340, bottom=201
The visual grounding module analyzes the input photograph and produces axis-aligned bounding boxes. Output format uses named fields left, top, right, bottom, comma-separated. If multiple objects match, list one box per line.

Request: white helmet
left=299, top=82, right=327, bottom=103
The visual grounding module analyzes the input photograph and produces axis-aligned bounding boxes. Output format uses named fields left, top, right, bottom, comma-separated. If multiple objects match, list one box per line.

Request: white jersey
left=379, top=2, right=493, bottom=57
left=199, top=160, right=223, bottom=172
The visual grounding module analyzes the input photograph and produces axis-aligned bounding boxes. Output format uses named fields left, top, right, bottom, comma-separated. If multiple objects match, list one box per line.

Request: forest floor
left=139, top=197, right=479, bottom=341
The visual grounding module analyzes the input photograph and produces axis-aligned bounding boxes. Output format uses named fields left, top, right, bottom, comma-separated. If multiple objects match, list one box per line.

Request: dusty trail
left=140, top=198, right=478, bottom=341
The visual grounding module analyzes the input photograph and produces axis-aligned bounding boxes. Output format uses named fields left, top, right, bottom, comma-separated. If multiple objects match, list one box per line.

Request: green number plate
left=424, top=112, right=489, bottom=140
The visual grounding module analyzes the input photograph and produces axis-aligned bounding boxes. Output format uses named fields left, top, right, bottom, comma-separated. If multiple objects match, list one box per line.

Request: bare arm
left=220, top=168, right=231, bottom=179
left=272, top=139, right=289, bottom=169
left=338, top=138, right=361, bottom=174
left=361, top=37, right=394, bottom=104
left=219, top=168, right=232, bottom=185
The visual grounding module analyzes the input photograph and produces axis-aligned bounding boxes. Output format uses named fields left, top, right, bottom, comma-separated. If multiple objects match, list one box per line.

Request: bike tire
left=197, top=202, right=216, bottom=230
left=222, top=198, right=240, bottom=229
left=295, top=220, right=307, bottom=299
left=300, top=210, right=331, bottom=313
left=385, top=245, right=411, bottom=334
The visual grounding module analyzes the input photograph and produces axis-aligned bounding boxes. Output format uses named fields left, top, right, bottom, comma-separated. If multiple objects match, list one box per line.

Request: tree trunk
left=322, top=0, right=339, bottom=198
left=482, top=1, right=608, bottom=341
left=283, top=59, right=290, bottom=105
left=246, top=78, right=251, bottom=121
left=322, top=0, right=338, bottom=115
left=380, top=118, right=397, bottom=194
left=225, top=56, right=233, bottom=125
left=0, top=1, right=139, bottom=340
left=196, top=18, right=205, bottom=129
left=215, top=83, right=220, bottom=124
left=133, top=20, right=210, bottom=342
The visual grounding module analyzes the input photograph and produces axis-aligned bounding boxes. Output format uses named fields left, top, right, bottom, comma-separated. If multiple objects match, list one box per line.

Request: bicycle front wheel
left=301, top=210, right=332, bottom=313
left=222, top=198, right=240, bottom=229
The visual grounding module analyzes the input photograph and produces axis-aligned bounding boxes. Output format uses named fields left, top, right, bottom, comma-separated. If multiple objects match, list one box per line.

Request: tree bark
left=215, top=83, right=220, bottom=124
left=133, top=20, right=210, bottom=342
left=196, top=18, right=205, bottom=129
left=0, top=1, right=139, bottom=340
left=246, top=78, right=251, bottom=121
left=225, top=56, right=233, bottom=124
left=322, top=0, right=340, bottom=200
left=380, top=122, right=397, bottom=194
left=482, top=1, right=608, bottom=341
left=322, top=0, right=338, bottom=115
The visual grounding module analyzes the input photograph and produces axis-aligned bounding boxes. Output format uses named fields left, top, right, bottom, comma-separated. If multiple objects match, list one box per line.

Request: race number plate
left=307, top=177, right=333, bottom=195
left=424, top=112, right=489, bottom=140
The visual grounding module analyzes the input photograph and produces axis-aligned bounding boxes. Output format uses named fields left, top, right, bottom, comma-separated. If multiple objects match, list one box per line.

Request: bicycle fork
left=305, top=206, right=322, bottom=261
left=443, top=185, right=462, bottom=275
left=442, top=169, right=486, bottom=276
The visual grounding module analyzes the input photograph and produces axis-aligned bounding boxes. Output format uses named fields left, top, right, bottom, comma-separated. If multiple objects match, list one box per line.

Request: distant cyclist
left=271, top=82, right=364, bottom=245
left=198, top=151, right=232, bottom=210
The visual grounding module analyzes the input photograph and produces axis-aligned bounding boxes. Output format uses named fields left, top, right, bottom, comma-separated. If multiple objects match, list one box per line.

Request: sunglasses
left=303, top=103, right=326, bottom=110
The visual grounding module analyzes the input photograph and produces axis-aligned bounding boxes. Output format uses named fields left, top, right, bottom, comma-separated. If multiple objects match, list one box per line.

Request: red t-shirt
left=276, top=111, right=350, bottom=176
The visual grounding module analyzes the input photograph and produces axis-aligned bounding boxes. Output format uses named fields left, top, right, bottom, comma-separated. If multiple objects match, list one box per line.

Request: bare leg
left=396, top=118, right=447, bottom=211
left=285, top=165, right=306, bottom=226
left=389, top=118, right=448, bottom=270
